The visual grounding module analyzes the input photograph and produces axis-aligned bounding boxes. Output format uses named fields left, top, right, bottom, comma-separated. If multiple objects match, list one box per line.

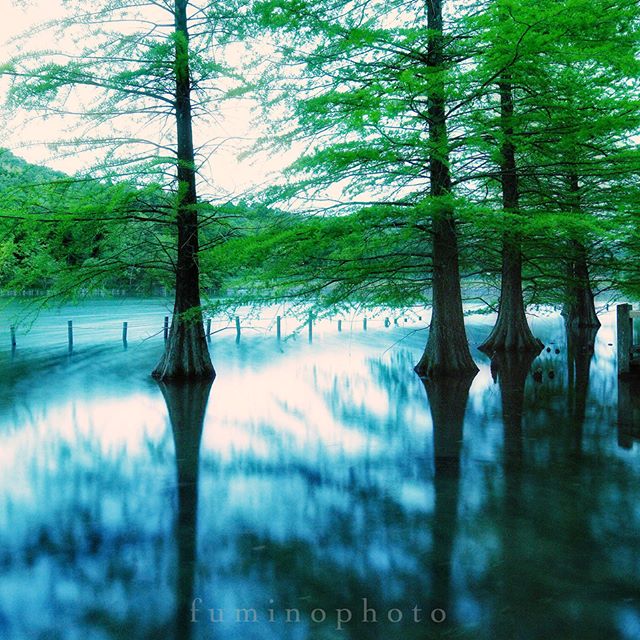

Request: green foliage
left=237, top=0, right=640, bottom=309
left=1, top=0, right=638, bottom=314
left=0, top=0, right=252, bottom=307
left=0, top=148, right=176, bottom=297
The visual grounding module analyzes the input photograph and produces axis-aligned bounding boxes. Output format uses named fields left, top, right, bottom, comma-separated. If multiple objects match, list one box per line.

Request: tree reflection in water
left=565, top=323, right=598, bottom=457
left=157, top=380, right=212, bottom=640
left=421, top=373, right=475, bottom=618
left=0, top=313, right=640, bottom=639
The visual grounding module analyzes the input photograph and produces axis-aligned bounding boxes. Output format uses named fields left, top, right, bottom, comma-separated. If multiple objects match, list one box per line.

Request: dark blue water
left=0, top=302, right=638, bottom=639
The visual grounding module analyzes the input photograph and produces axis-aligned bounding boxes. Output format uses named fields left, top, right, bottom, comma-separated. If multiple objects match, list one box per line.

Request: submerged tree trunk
left=563, top=240, right=600, bottom=329
left=480, top=79, right=542, bottom=355
left=414, top=0, right=478, bottom=378
left=480, top=242, right=544, bottom=353
left=562, top=174, right=600, bottom=329
left=416, top=212, right=479, bottom=376
left=153, top=0, right=215, bottom=381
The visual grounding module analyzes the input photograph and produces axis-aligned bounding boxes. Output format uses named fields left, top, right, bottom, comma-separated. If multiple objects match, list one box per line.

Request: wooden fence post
left=68, top=320, right=73, bottom=353
left=276, top=315, right=281, bottom=341
left=122, top=321, right=128, bottom=345
left=164, top=316, right=169, bottom=342
left=363, top=317, right=367, bottom=331
left=235, top=316, right=241, bottom=343
left=617, top=373, right=640, bottom=449
left=308, top=312, right=313, bottom=343
left=337, top=319, right=342, bottom=332
left=10, top=326, right=16, bottom=350
left=618, top=304, right=632, bottom=375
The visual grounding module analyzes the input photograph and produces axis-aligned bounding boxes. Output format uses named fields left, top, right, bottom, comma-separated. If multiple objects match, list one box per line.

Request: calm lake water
left=0, top=300, right=638, bottom=639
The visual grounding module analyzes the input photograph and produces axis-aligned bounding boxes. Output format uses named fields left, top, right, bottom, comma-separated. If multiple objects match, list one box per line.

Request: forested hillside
left=0, top=148, right=268, bottom=299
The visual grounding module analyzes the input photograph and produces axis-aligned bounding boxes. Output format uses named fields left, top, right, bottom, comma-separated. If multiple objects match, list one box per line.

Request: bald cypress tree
left=413, top=0, right=478, bottom=377
left=254, top=0, right=478, bottom=377
left=467, top=0, right=638, bottom=347
left=2, top=0, right=249, bottom=379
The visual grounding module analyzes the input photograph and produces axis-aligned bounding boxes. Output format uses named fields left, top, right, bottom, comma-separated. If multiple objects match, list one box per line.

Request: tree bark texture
left=479, top=79, right=543, bottom=354
left=415, top=0, right=478, bottom=378
left=153, top=0, right=215, bottom=381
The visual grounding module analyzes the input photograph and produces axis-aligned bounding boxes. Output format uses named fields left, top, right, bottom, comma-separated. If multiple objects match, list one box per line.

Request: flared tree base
left=478, top=315, right=544, bottom=355
left=562, top=302, right=601, bottom=330
left=414, top=340, right=479, bottom=379
left=563, top=242, right=600, bottom=330
left=152, top=320, right=215, bottom=382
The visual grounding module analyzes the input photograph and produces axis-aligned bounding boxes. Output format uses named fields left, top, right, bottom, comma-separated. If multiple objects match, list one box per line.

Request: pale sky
left=0, top=0, right=291, bottom=199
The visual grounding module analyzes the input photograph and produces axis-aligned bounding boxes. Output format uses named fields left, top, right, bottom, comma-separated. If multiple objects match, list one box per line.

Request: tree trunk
left=563, top=240, right=600, bottom=329
left=561, top=174, right=600, bottom=329
left=153, top=0, right=215, bottom=381
left=480, top=241, right=544, bottom=353
left=479, top=79, right=543, bottom=354
left=414, top=0, right=478, bottom=378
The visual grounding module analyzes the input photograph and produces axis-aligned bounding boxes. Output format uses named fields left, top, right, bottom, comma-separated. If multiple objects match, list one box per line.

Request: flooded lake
left=0, top=300, right=638, bottom=639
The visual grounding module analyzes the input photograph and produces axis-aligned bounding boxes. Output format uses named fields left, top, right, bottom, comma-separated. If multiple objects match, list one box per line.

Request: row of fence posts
left=12, top=306, right=640, bottom=368
left=184, top=312, right=416, bottom=345
left=7, top=312, right=423, bottom=352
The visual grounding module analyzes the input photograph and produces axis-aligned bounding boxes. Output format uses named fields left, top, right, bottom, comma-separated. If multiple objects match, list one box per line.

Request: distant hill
left=0, top=148, right=66, bottom=186
left=0, top=149, right=294, bottom=298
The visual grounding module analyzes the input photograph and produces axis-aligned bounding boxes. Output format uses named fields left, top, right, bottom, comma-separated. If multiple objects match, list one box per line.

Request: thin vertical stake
left=68, top=320, right=73, bottom=353
left=235, top=316, right=241, bottom=343
left=10, top=326, right=16, bottom=350
left=617, top=304, right=632, bottom=375
left=164, top=316, right=169, bottom=342
left=276, top=315, right=282, bottom=341
left=122, top=321, right=128, bottom=345
left=308, top=312, right=313, bottom=343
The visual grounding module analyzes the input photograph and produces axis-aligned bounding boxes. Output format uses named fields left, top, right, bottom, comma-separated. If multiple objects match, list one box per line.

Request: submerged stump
left=153, top=313, right=215, bottom=382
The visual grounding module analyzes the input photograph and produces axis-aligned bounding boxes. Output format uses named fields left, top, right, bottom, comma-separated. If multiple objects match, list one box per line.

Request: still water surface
left=0, top=302, right=639, bottom=639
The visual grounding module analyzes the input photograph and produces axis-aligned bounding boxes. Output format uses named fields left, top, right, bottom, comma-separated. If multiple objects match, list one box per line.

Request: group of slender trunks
left=413, top=1, right=599, bottom=381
